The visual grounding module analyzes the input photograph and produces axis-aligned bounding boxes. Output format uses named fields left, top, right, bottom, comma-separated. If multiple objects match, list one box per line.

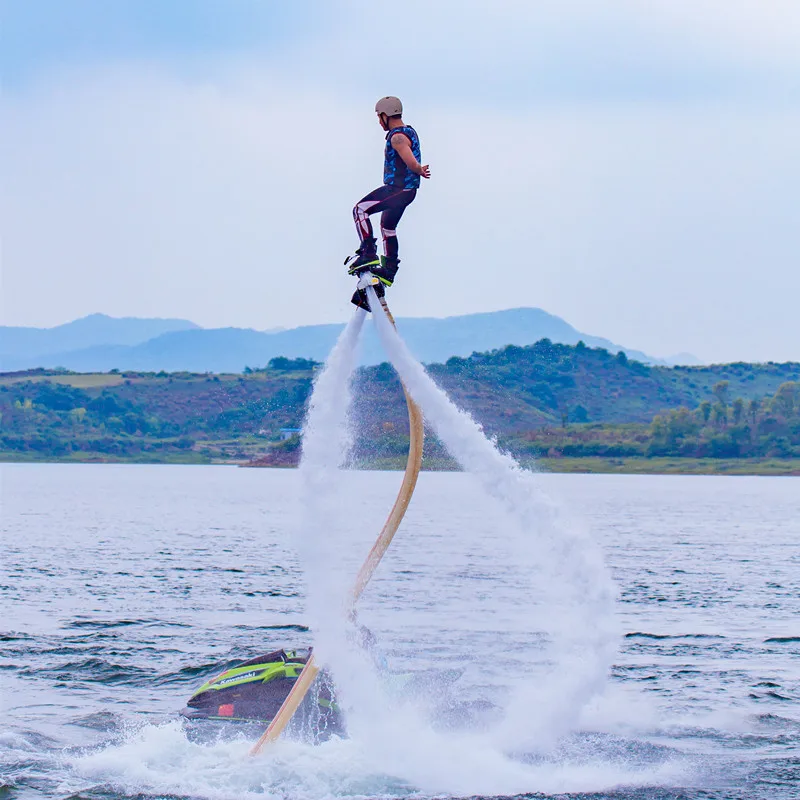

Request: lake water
left=1, top=464, right=799, bottom=799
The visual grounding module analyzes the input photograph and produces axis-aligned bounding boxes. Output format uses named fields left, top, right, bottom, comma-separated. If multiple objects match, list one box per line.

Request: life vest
left=383, top=126, right=422, bottom=189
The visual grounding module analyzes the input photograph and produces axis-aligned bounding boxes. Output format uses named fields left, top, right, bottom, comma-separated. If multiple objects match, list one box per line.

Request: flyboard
left=249, top=272, right=423, bottom=755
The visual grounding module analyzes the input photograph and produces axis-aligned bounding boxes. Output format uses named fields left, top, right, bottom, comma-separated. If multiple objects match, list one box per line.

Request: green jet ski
left=180, top=648, right=343, bottom=742
left=180, top=643, right=485, bottom=745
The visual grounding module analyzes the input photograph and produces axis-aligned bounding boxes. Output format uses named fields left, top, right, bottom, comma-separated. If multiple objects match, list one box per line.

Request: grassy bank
left=2, top=451, right=798, bottom=475
left=0, top=451, right=213, bottom=465
left=360, top=456, right=800, bottom=475
left=533, top=457, right=800, bottom=476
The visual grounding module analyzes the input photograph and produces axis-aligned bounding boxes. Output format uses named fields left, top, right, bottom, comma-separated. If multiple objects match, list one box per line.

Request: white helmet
left=375, top=96, right=403, bottom=117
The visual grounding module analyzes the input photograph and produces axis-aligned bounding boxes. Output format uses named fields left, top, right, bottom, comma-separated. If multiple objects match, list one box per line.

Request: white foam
left=294, top=308, right=386, bottom=726
left=69, top=717, right=690, bottom=799
left=296, top=308, right=367, bottom=636
left=368, top=289, right=620, bottom=751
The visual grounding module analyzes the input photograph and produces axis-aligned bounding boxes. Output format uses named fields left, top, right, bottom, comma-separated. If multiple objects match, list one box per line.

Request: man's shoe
left=371, top=256, right=400, bottom=287
left=345, top=252, right=381, bottom=275
left=345, top=237, right=380, bottom=275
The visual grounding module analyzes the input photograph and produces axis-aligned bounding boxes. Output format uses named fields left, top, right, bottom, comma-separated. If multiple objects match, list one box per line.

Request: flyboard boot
left=374, top=255, right=400, bottom=287
left=344, top=237, right=380, bottom=276
left=345, top=238, right=381, bottom=311
left=346, top=242, right=400, bottom=312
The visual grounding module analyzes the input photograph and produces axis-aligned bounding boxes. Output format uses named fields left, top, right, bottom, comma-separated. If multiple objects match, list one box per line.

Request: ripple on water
left=2, top=467, right=799, bottom=799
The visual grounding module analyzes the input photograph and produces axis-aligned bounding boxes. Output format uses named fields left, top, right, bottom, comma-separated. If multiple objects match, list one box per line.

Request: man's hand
left=391, top=133, right=431, bottom=179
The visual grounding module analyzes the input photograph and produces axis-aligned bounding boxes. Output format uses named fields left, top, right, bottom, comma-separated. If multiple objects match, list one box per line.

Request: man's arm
left=391, top=133, right=430, bottom=179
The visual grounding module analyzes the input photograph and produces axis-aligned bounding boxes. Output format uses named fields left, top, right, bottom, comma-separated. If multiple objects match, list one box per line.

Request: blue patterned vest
left=383, top=126, right=421, bottom=190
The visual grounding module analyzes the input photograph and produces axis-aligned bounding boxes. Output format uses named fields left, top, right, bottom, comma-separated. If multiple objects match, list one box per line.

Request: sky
left=2, top=0, right=799, bottom=363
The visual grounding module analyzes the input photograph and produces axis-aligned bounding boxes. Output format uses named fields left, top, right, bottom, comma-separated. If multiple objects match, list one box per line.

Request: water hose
left=250, top=295, right=423, bottom=754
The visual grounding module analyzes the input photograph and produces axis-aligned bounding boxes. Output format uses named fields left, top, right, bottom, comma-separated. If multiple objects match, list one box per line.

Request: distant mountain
left=0, top=313, right=199, bottom=365
left=364, top=308, right=663, bottom=366
left=0, top=308, right=683, bottom=373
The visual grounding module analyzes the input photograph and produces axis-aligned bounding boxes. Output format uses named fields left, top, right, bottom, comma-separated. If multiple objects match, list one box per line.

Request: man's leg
left=351, top=186, right=396, bottom=264
left=348, top=188, right=409, bottom=311
left=377, top=189, right=416, bottom=285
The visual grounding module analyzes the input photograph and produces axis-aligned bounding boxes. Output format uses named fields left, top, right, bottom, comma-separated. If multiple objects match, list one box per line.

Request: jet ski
left=179, top=648, right=343, bottom=742
left=180, top=645, right=496, bottom=746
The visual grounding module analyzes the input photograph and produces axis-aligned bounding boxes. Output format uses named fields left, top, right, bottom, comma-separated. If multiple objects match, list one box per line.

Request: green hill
left=1, top=342, right=798, bottom=470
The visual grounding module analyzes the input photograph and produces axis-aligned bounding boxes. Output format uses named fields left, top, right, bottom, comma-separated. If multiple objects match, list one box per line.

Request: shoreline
left=2, top=453, right=798, bottom=476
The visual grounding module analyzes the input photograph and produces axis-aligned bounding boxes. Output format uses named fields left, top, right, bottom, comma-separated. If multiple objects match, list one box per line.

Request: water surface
left=2, top=465, right=799, bottom=799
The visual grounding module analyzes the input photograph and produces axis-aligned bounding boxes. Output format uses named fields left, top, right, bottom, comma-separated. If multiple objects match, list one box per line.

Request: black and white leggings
left=353, top=185, right=417, bottom=259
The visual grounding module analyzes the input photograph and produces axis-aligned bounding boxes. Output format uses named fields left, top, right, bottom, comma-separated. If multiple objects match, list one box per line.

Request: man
left=345, top=96, right=430, bottom=309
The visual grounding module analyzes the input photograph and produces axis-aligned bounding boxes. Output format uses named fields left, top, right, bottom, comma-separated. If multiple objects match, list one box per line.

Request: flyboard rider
left=345, top=96, right=430, bottom=310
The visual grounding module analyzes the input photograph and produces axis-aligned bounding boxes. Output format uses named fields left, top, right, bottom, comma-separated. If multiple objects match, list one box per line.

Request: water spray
left=250, top=293, right=424, bottom=754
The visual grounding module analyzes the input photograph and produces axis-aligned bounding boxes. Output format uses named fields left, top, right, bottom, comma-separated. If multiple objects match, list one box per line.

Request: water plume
left=296, top=308, right=366, bottom=638
left=368, top=287, right=619, bottom=751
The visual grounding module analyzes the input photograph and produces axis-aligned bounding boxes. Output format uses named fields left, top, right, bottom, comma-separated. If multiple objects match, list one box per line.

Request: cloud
left=2, top=2, right=799, bottom=362
left=5, top=2, right=800, bottom=102
left=266, top=1, right=800, bottom=107
left=0, top=1, right=316, bottom=82
left=1, top=66, right=372, bottom=326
